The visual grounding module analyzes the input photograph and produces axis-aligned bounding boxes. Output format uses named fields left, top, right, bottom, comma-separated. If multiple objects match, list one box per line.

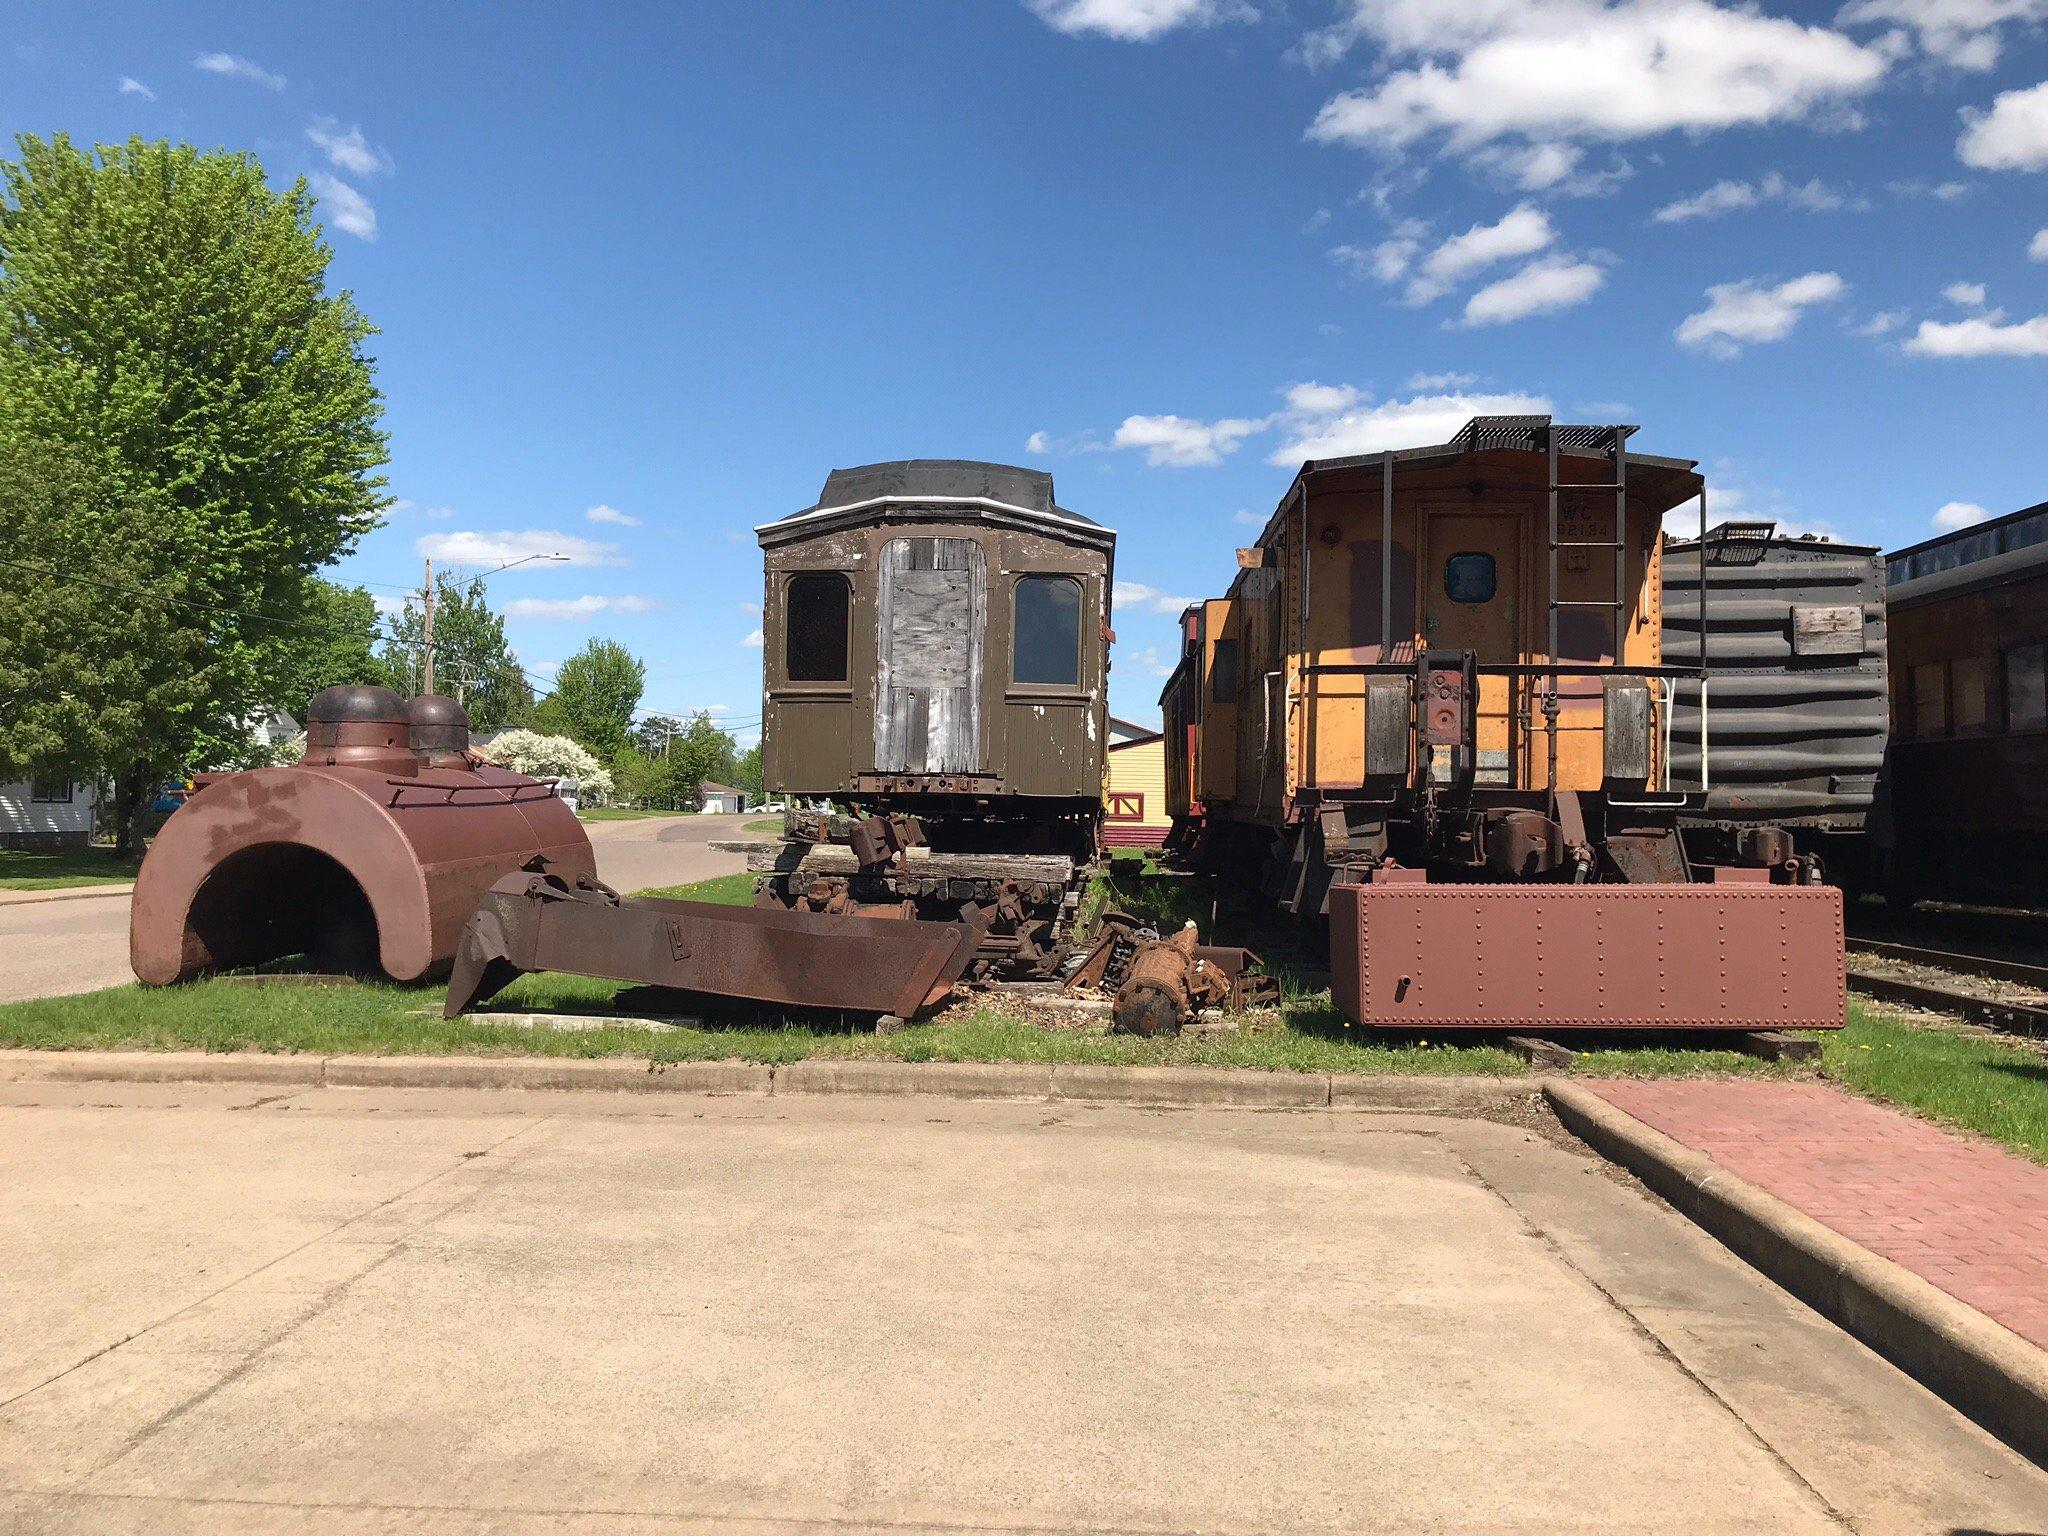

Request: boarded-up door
left=876, top=537, right=984, bottom=773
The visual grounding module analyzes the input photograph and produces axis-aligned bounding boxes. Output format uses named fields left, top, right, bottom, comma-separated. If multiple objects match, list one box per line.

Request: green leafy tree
left=0, top=134, right=388, bottom=851
left=375, top=574, right=532, bottom=728
left=731, top=741, right=764, bottom=798
left=271, top=579, right=384, bottom=719
left=532, top=638, right=644, bottom=764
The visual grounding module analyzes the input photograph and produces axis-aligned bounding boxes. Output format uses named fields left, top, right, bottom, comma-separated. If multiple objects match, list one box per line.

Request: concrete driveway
left=0, top=814, right=750, bottom=1004
left=1, top=1081, right=2040, bottom=1534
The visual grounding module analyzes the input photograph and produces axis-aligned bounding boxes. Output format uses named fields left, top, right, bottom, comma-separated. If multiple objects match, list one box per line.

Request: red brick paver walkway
left=1586, top=1079, right=2048, bottom=1352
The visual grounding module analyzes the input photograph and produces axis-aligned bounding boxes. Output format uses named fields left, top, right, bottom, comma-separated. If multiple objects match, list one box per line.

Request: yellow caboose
left=1161, top=416, right=1845, bottom=1035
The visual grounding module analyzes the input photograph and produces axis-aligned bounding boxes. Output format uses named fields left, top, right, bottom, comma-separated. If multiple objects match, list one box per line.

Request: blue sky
left=8, top=0, right=2046, bottom=729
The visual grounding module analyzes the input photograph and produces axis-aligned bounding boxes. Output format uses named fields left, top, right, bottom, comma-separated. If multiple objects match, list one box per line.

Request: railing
left=1293, top=661, right=1710, bottom=803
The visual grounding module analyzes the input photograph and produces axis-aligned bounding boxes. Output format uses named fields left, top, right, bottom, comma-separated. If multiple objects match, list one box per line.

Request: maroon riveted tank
left=130, top=687, right=596, bottom=985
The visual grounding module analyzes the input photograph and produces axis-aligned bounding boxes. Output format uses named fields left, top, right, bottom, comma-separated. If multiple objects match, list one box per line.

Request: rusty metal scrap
left=445, top=867, right=987, bottom=1022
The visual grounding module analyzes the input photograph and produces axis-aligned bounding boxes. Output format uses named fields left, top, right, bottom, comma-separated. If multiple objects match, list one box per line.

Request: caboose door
left=875, top=536, right=986, bottom=775
left=1422, top=511, right=1520, bottom=785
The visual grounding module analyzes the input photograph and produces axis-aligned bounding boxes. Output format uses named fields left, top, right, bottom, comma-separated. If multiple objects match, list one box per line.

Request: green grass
left=632, top=872, right=758, bottom=905
left=1823, top=1005, right=2048, bottom=1162
left=576, top=807, right=688, bottom=822
left=741, top=818, right=784, bottom=835
left=0, top=846, right=139, bottom=890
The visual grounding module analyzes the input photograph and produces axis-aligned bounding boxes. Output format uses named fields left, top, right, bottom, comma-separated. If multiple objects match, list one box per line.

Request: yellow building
left=1105, top=718, right=1171, bottom=848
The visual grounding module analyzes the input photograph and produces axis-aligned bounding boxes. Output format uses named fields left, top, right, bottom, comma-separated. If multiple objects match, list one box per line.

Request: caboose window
left=1210, top=638, right=1240, bottom=704
left=1443, top=553, right=1496, bottom=604
left=785, top=572, right=850, bottom=682
left=1014, top=575, right=1082, bottom=687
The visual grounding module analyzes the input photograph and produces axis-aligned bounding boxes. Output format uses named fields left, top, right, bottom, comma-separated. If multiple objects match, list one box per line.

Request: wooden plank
left=875, top=536, right=985, bottom=775
left=1791, top=604, right=1863, bottom=656
left=1733, top=1030, right=1823, bottom=1063
left=746, top=843, right=1077, bottom=881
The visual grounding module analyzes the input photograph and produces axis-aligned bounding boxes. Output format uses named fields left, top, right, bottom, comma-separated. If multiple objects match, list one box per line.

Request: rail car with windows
left=1880, top=500, right=2048, bottom=908
left=751, top=459, right=1116, bottom=975
left=1160, top=416, right=1844, bottom=1034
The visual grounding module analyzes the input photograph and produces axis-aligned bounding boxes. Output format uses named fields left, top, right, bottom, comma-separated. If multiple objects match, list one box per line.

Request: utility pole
left=420, top=557, right=436, bottom=696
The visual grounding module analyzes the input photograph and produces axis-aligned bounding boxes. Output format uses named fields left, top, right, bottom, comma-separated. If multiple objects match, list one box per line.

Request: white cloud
left=1025, top=430, right=1052, bottom=454
left=193, top=52, right=284, bottom=89
left=1304, top=0, right=1889, bottom=170
left=503, top=595, right=658, bottom=621
left=1890, top=177, right=1974, bottom=199
left=117, top=76, right=155, bottom=101
left=740, top=627, right=764, bottom=649
left=1110, top=412, right=1268, bottom=467
left=372, top=593, right=408, bottom=617
left=1330, top=221, right=1428, bottom=283
left=1653, top=170, right=1863, bottom=222
left=1271, top=390, right=1553, bottom=463
left=1114, top=580, right=1198, bottom=616
left=1838, top=0, right=2048, bottom=70
left=1404, top=202, right=1554, bottom=304
left=1406, top=370, right=1480, bottom=390
left=584, top=503, right=639, bottom=527
left=2032, top=228, right=2048, bottom=259
left=306, top=118, right=390, bottom=177
left=1459, top=254, right=1605, bottom=325
left=1123, top=644, right=1176, bottom=679
left=1283, top=381, right=1362, bottom=413
left=1943, top=280, right=1989, bottom=306
left=1848, top=308, right=1909, bottom=336
left=1676, top=271, right=1847, bottom=357
left=1959, top=81, right=2048, bottom=170
left=416, top=530, right=624, bottom=566
left=309, top=174, right=377, bottom=241
left=1933, top=500, right=1991, bottom=530
left=1026, top=0, right=1253, bottom=41
left=1470, top=141, right=1633, bottom=195
left=1233, top=508, right=1264, bottom=525
left=1903, top=311, right=2048, bottom=355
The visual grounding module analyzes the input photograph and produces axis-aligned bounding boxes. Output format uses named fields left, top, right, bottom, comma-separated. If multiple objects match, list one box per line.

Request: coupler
left=445, top=866, right=987, bottom=1022
left=1328, top=881, right=1845, bottom=1032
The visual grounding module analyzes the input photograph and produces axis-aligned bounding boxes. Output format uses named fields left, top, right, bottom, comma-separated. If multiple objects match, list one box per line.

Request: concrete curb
left=0, top=882, right=134, bottom=907
left=1545, top=1079, right=2048, bottom=1469
left=0, top=1048, right=1532, bottom=1113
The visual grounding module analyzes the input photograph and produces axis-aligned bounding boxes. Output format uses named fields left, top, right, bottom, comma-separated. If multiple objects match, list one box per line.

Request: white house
left=0, top=776, right=98, bottom=849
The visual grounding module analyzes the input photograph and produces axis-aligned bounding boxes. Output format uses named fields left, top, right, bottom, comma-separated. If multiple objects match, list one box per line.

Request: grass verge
left=741, top=818, right=784, bottom=835
left=1823, top=1005, right=2048, bottom=1162
left=0, top=846, right=140, bottom=891
left=576, top=807, right=688, bottom=822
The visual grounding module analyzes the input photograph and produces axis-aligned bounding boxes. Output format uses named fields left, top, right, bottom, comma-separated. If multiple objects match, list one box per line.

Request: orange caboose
left=1161, top=416, right=1845, bottom=1035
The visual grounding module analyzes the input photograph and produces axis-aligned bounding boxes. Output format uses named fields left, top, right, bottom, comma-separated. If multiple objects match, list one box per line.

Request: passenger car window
left=2005, top=644, right=2046, bottom=732
left=1443, top=553, right=1496, bottom=604
left=1210, top=638, right=1240, bottom=704
left=1014, top=575, right=1082, bottom=687
left=785, top=572, right=850, bottom=683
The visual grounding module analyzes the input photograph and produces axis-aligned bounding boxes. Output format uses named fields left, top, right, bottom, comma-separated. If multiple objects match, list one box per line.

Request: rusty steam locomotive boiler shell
left=130, top=687, right=595, bottom=985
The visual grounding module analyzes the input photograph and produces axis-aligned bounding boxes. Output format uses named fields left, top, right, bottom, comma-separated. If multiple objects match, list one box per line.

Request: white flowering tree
left=475, top=729, right=614, bottom=799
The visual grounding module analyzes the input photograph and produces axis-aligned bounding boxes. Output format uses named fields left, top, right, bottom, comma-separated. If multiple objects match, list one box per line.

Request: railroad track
left=1844, top=937, right=2048, bottom=1037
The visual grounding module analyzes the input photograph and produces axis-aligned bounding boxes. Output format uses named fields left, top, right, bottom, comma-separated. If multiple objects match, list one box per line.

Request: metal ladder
left=1543, top=421, right=1636, bottom=791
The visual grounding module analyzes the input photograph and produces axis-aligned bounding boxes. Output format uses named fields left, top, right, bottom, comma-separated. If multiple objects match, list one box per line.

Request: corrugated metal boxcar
left=1662, top=525, right=1887, bottom=882
left=1881, top=500, right=2048, bottom=907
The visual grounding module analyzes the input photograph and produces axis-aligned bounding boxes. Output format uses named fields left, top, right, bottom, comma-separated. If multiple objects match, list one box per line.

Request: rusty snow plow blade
left=445, top=870, right=985, bottom=1022
left=1329, top=883, right=1845, bottom=1033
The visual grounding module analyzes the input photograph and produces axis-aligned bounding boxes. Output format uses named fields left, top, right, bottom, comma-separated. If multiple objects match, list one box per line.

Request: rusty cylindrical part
left=1112, top=923, right=1234, bottom=1038
left=130, top=689, right=595, bottom=986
